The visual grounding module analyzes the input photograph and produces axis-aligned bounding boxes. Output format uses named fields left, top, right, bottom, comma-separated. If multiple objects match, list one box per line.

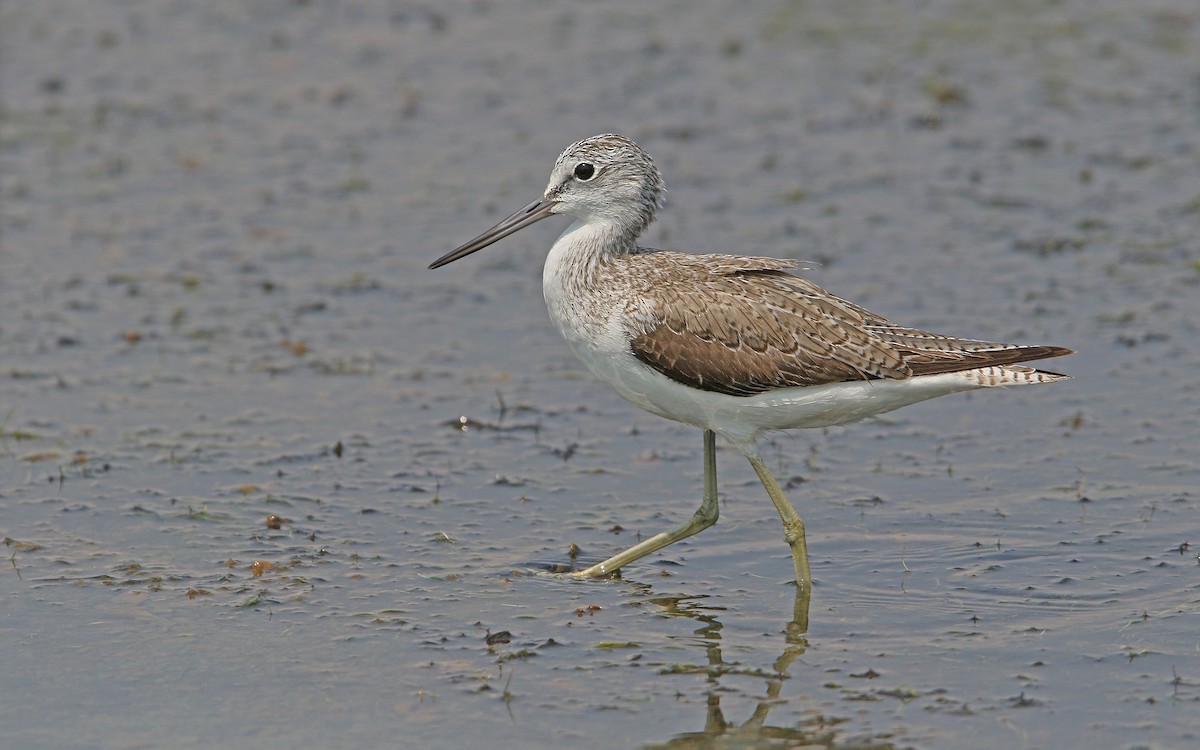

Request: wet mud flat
left=2, top=1, right=1198, bottom=748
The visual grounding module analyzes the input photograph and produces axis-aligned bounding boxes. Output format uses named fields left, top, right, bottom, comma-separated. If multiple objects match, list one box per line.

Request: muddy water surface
left=2, top=1, right=1198, bottom=748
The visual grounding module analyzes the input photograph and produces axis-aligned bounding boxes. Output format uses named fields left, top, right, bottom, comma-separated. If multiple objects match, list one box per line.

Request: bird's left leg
left=571, top=430, right=719, bottom=579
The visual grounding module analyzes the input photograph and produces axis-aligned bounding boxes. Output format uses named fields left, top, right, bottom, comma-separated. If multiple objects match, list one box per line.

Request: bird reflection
left=632, top=586, right=890, bottom=750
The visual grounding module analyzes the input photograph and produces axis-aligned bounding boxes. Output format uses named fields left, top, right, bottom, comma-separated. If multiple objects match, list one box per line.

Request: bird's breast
left=543, top=224, right=623, bottom=347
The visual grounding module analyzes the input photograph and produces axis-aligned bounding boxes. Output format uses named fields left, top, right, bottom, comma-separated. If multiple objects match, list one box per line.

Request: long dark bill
left=428, top=198, right=556, bottom=269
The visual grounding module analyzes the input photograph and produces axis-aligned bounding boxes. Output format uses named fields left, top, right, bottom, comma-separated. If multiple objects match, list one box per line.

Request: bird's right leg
left=744, top=447, right=812, bottom=593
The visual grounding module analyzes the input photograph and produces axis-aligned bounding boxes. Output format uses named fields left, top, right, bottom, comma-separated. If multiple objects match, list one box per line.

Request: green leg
left=745, top=448, right=812, bottom=593
left=572, top=430, right=719, bottom=579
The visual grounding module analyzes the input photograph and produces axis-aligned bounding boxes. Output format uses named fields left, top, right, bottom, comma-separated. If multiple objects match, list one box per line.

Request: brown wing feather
left=867, top=324, right=1073, bottom=376
left=627, top=259, right=1072, bottom=397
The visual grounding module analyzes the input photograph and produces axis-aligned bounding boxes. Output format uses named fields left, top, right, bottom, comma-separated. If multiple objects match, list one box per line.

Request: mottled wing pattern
left=627, top=253, right=1071, bottom=397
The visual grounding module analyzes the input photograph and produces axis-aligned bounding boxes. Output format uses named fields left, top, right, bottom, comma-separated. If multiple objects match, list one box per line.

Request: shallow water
left=2, top=1, right=1198, bottom=748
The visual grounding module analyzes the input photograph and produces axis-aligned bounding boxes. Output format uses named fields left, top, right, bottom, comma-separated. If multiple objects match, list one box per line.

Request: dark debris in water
left=484, top=630, right=511, bottom=646
left=1013, top=236, right=1087, bottom=257
left=447, top=415, right=541, bottom=433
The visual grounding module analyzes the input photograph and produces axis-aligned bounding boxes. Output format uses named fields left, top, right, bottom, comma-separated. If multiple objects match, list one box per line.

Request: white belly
left=572, top=343, right=984, bottom=448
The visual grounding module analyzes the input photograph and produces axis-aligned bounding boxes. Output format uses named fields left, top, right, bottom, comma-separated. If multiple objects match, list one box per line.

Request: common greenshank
left=429, top=134, right=1071, bottom=593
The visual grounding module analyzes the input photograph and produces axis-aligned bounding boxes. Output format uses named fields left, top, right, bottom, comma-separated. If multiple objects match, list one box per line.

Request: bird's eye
left=573, top=162, right=596, bottom=181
